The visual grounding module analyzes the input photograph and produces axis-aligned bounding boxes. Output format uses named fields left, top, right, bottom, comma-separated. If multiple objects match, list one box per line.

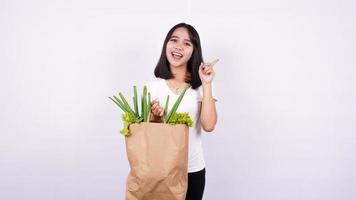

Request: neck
left=170, top=64, right=187, bottom=82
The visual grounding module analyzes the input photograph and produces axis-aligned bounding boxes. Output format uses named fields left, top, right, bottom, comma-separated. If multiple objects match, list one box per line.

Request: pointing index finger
left=210, top=58, right=219, bottom=66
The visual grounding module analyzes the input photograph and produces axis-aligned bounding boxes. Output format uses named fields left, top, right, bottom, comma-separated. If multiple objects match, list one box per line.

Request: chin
left=170, top=63, right=182, bottom=68
left=168, top=59, right=186, bottom=68
left=173, top=64, right=187, bottom=69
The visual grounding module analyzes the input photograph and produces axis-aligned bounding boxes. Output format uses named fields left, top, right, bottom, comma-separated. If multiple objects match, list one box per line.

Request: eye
left=185, top=42, right=191, bottom=46
left=170, top=38, right=177, bottom=42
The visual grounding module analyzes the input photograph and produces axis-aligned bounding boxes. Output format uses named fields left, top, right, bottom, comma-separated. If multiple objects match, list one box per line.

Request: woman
left=146, top=22, right=218, bottom=200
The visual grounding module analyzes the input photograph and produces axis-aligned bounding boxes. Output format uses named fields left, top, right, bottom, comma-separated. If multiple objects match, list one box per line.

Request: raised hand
left=198, top=58, right=219, bottom=84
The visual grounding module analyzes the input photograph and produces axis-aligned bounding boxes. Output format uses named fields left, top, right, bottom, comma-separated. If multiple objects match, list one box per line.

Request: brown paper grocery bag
left=125, top=122, right=189, bottom=200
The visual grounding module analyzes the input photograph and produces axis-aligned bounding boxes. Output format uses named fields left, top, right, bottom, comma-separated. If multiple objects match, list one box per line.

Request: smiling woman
left=146, top=23, right=219, bottom=200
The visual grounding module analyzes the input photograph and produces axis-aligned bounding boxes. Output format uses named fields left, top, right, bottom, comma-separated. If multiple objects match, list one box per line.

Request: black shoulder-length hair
left=154, top=23, right=204, bottom=89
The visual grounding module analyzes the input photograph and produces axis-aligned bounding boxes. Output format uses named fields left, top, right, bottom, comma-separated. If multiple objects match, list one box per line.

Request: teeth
left=172, top=52, right=183, bottom=57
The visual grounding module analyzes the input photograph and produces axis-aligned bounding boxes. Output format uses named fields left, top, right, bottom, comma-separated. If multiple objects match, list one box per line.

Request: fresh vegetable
left=167, top=112, right=193, bottom=127
left=133, top=86, right=139, bottom=115
left=120, top=112, right=135, bottom=135
left=109, top=85, right=192, bottom=136
left=164, top=85, right=190, bottom=123
left=163, top=95, right=170, bottom=123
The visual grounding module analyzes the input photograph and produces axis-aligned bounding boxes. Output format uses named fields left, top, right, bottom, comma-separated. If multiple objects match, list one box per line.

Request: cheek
left=167, top=41, right=176, bottom=50
left=186, top=48, right=193, bottom=59
left=165, top=44, right=172, bottom=56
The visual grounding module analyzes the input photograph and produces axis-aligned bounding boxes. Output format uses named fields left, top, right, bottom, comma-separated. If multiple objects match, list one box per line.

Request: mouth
left=171, top=51, right=183, bottom=60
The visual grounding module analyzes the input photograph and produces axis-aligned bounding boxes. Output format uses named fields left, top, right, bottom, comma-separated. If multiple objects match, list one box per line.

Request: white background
left=1, top=0, right=356, bottom=199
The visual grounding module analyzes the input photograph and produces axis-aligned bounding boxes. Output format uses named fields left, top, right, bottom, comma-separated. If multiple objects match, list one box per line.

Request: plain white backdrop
left=1, top=0, right=356, bottom=199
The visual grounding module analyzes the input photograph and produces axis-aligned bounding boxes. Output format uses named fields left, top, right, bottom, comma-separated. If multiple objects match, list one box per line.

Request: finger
left=203, top=64, right=212, bottom=70
left=203, top=65, right=211, bottom=70
left=151, top=103, right=156, bottom=109
left=153, top=106, right=161, bottom=114
left=157, top=108, right=163, bottom=116
left=151, top=103, right=158, bottom=110
left=154, top=102, right=161, bottom=108
left=204, top=65, right=214, bottom=73
left=154, top=109, right=161, bottom=116
left=208, top=58, right=219, bottom=66
left=151, top=100, right=159, bottom=106
left=204, top=69, right=213, bottom=75
left=203, top=66, right=212, bottom=73
left=199, top=62, right=204, bottom=70
left=155, top=106, right=162, bottom=112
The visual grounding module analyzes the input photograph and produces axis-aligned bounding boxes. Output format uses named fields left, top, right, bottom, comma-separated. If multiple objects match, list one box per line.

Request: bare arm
left=200, top=83, right=217, bottom=132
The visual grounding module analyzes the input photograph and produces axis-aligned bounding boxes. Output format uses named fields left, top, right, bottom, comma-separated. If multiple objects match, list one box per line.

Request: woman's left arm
left=200, top=83, right=217, bottom=132
left=198, top=59, right=219, bottom=132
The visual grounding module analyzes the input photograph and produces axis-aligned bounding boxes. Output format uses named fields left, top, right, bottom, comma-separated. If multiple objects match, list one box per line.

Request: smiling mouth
left=171, top=51, right=183, bottom=60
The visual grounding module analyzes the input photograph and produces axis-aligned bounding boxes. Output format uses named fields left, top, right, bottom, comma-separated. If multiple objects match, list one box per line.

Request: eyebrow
left=170, top=35, right=192, bottom=43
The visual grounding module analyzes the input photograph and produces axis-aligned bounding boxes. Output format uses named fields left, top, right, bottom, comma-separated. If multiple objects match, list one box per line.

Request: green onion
left=119, top=92, right=137, bottom=118
left=163, top=95, right=170, bottom=123
left=133, top=86, right=139, bottom=116
left=147, top=92, right=151, bottom=122
left=109, top=84, right=193, bottom=136
left=165, top=85, right=190, bottom=123
left=108, top=96, right=125, bottom=111
left=142, top=86, right=147, bottom=121
left=113, top=95, right=128, bottom=112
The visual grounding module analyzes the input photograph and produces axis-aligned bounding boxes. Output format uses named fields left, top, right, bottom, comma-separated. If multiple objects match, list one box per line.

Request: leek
left=163, top=95, right=170, bottom=123
left=165, top=85, right=190, bottom=123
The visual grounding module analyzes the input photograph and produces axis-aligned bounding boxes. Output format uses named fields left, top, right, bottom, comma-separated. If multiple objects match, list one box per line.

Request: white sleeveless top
left=145, top=78, right=217, bottom=173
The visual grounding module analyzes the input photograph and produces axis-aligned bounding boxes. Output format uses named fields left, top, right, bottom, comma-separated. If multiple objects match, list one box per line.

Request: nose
left=174, top=44, right=183, bottom=51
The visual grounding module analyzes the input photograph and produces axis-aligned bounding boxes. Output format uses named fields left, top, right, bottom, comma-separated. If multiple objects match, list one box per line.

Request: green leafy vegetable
left=167, top=112, right=193, bottom=127
left=120, top=112, right=135, bottom=135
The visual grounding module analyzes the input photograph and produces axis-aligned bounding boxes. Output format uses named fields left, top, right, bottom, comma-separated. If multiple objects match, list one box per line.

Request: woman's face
left=165, top=27, right=194, bottom=68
